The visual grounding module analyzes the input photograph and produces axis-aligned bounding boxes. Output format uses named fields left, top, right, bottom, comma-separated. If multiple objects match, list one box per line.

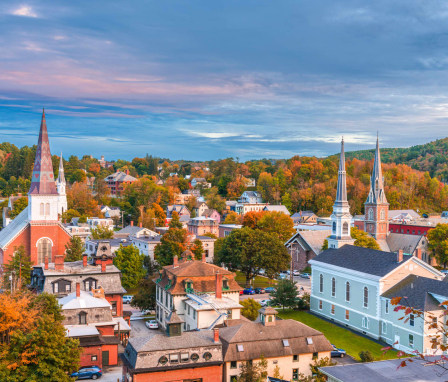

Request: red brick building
left=104, top=170, right=137, bottom=195
left=0, top=110, right=71, bottom=267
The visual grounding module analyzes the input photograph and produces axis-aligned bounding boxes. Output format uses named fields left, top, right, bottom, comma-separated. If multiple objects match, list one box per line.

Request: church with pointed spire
left=327, top=138, right=355, bottom=249
left=0, top=110, right=71, bottom=267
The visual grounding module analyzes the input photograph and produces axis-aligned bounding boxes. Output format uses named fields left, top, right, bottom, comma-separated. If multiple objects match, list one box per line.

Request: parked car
left=239, top=289, right=244, bottom=295
left=243, top=288, right=255, bottom=295
left=254, top=287, right=265, bottom=294
left=293, top=270, right=301, bottom=276
left=260, top=299, right=271, bottom=307
left=145, top=320, right=159, bottom=330
left=265, top=287, right=276, bottom=294
left=278, top=273, right=288, bottom=280
left=70, top=366, right=102, bottom=380
left=331, top=344, right=346, bottom=358
left=300, top=273, right=311, bottom=279
left=123, top=295, right=133, bottom=304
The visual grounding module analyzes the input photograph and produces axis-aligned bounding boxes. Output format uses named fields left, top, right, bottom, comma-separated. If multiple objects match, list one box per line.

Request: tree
left=224, top=211, right=241, bottom=224
left=69, top=169, right=87, bottom=183
left=154, top=223, right=188, bottom=266
left=270, top=279, right=299, bottom=310
left=217, top=227, right=290, bottom=287
left=90, top=225, right=114, bottom=239
left=237, top=356, right=267, bottom=382
left=169, top=211, right=183, bottom=229
left=3, top=246, right=32, bottom=292
left=256, top=211, right=295, bottom=242
left=0, top=292, right=80, bottom=382
left=64, top=236, right=84, bottom=262
left=67, top=182, right=101, bottom=217
left=61, top=208, right=80, bottom=223
left=152, top=202, right=166, bottom=226
left=427, top=224, right=448, bottom=268
left=114, top=245, right=146, bottom=290
left=351, top=226, right=380, bottom=250
left=205, top=187, right=226, bottom=213
left=242, top=211, right=265, bottom=229
left=191, top=239, right=204, bottom=259
left=240, top=298, right=261, bottom=321
left=9, top=197, right=28, bottom=219
left=131, top=278, right=156, bottom=312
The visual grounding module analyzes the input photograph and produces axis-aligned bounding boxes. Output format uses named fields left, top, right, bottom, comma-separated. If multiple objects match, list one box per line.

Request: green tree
left=351, top=227, right=380, bottom=250
left=191, top=239, right=204, bottom=259
left=240, top=298, right=261, bottom=321
left=114, top=245, right=146, bottom=290
left=428, top=224, right=448, bottom=268
left=154, top=226, right=188, bottom=266
left=3, top=246, right=32, bottom=292
left=64, top=236, right=84, bottom=262
left=61, top=208, right=80, bottom=223
left=90, top=225, right=114, bottom=239
left=9, top=197, right=28, bottom=219
left=169, top=211, right=183, bottom=229
left=237, top=356, right=268, bottom=382
left=69, top=169, right=87, bottom=183
left=0, top=293, right=81, bottom=382
left=217, top=227, right=290, bottom=287
left=205, top=187, right=226, bottom=213
left=270, top=279, right=298, bottom=310
left=131, top=278, right=156, bottom=312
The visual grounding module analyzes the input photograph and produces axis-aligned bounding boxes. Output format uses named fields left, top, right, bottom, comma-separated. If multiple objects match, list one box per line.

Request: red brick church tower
left=364, top=135, right=389, bottom=240
left=0, top=110, right=71, bottom=267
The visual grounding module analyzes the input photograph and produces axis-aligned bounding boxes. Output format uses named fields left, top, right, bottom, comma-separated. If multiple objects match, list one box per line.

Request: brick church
left=0, top=110, right=71, bottom=267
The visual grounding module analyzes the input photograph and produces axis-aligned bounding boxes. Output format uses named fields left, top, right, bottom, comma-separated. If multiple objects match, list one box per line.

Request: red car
left=239, top=290, right=244, bottom=295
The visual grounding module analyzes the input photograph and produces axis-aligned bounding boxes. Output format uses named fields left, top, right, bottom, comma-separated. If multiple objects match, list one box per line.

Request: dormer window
left=84, top=277, right=97, bottom=291
left=184, top=279, right=193, bottom=292
left=223, top=278, right=229, bottom=290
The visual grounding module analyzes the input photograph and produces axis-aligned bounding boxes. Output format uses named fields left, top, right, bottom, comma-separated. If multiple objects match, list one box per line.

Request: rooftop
left=185, top=293, right=242, bottom=311
left=59, top=290, right=111, bottom=310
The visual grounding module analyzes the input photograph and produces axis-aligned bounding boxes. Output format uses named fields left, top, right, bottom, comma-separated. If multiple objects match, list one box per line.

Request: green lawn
left=235, top=271, right=278, bottom=288
left=278, top=310, right=398, bottom=361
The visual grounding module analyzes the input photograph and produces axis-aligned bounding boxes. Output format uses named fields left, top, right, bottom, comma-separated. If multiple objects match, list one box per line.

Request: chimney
left=139, top=222, right=142, bottom=228
left=416, top=248, right=422, bottom=259
left=101, top=257, right=107, bottom=273
left=213, top=328, right=220, bottom=343
left=54, top=255, right=64, bottom=271
left=173, top=255, right=178, bottom=268
left=76, top=282, right=80, bottom=297
left=397, top=249, right=403, bottom=263
left=83, top=254, right=88, bottom=267
left=44, top=256, right=49, bottom=270
left=130, top=221, right=134, bottom=227
left=202, top=252, right=206, bottom=263
left=126, top=169, right=130, bottom=175
left=215, top=272, right=222, bottom=299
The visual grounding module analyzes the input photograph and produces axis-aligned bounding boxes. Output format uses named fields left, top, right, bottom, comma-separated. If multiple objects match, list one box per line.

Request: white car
left=293, top=270, right=301, bottom=276
left=260, top=299, right=271, bottom=307
left=145, top=320, right=159, bottom=330
left=123, top=295, right=133, bottom=304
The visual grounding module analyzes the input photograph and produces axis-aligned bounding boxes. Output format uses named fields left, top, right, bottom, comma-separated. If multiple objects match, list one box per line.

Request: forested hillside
left=344, top=137, right=448, bottom=180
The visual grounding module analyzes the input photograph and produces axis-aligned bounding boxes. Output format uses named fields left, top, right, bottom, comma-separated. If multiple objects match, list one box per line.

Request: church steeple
left=57, top=153, right=66, bottom=189
left=327, top=138, right=354, bottom=249
left=29, top=109, right=58, bottom=196
left=364, top=134, right=389, bottom=240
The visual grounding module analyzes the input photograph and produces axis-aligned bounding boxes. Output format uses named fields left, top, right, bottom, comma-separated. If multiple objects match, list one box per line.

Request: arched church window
left=368, top=208, right=374, bottom=221
left=40, top=203, right=45, bottom=215
left=37, top=238, right=52, bottom=265
left=343, top=222, right=349, bottom=235
left=380, top=209, right=385, bottom=220
left=332, top=222, right=336, bottom=233
left=45, top=203, right=50, bottom=216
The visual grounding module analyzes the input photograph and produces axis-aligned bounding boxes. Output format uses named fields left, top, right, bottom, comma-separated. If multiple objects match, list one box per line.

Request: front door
left=102, top=351, right=109, bottom=366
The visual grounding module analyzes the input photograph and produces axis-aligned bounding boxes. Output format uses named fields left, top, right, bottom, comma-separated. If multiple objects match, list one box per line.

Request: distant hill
left=344, top=137, right=448, bottom=180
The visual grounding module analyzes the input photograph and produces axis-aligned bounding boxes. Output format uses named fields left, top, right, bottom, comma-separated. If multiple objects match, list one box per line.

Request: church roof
left=29, top=110, right=58, bottom=195
left=57, top=154, right=65, bottom=184
left=0, top=207, right=29, bottom=249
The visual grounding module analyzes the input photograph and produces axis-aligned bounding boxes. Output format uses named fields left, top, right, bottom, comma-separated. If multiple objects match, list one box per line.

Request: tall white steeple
left=57, top=153, right=67, bottom=217
left=327, top=138, right=355, bottom=249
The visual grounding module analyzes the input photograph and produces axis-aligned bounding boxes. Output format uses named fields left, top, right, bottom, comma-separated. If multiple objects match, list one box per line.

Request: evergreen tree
left=64, top=236, right=84, bottom=262
left=114, top=245, right=146, bottom=290
left=3, top=246, right=32, bottom=292
left=270, top=279, right=299, bottom=310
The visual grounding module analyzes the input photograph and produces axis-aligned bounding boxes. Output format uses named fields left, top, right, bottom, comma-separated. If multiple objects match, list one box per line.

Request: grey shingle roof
left=312, top=245, right=411, bottom=277
left=386, top=233, right=422, bottom=254
left=382, top=275, right=448, bottom=310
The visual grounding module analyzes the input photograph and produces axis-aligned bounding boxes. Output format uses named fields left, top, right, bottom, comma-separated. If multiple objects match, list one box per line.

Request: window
left=227, top=309, right=232, bottom=319
left=385, top=300, right=389, bottom=314
left=45, top=203, right=50, bottom=216
left=169, top=354, right=179, bottom=363
left=346, top=282, right=350, bottom=301
left=283, top=339, right=290, bottom=347
left=410, top=314, right=414, bottom=327
left=409, top=334, right=414, bottom=348
left=37, top=238, right=52, bottom=265
left=293, top=355, right=299, bottom=362
left=306, top=337, right=313, bottom=345
left=203, top=352, right=212, bottom=360
left=91, top=355, right=97, bottom=361
left=84, top=277, right=97, bottom=291
left=79, top=312, right=87, bottom=325
left=345, top=310, right=349, bottom=320
left=318, top=300, right=322, bottom=310
left=380, top=209, right=385, bottom=220
left=181, top=353, right=189, bottom=363
left=54, top=282, right=59, bottom=293
left=188, top=305, right=191, bottom=315
left=332, top=222, right=336, bottom=233
left=159, top=356, right=168, bottom=365
left=319, top=274, right=323, bottom=293
left=382, top=322, right=387, bottom=334
left=363, top=287, right=369, bottom=308
left=362, top=317, right=369, bottom=329
left=230, top=361, right=237, bottom=369
left=111, top=301, right=117, bottom=316
left=343, top=222, right=349, bottom=235
left=331, top=305, right=335, bottom=315
left=237, top=344, right=244, bottom=352
left=293, top=368, right=299, bottom=381
left=40, top=203, right=45, bottom=215
left=331, top=277, right=336, bottom=297
left=193, top=309, right=196, bottom=319
left=312, top=352, right=318, bottom=360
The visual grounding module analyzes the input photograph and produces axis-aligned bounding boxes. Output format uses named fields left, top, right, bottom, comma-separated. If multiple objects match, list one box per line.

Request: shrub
left=359, top=350, right=374, bottom=362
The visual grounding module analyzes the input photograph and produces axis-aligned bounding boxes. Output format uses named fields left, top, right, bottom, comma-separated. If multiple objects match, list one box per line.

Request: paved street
left=100, top=366, right=122, bottom=382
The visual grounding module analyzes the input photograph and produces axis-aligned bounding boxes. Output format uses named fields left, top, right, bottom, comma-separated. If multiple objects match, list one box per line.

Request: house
left=61, top=285, right=130, bottom=368
left=84, top=237, right=133, bottom=259
left=101, top=206, right=121, bottom=219
left=193, top=201, right=209, bottom=217
left=219, top=224, right=242, bottom=238
left=154, top=254, right=242, bottom=330
left=187, top=217, right=219, bottom=237
left=121, top=314, right=223, bottom=382
left=166, top=204, right=191, bottom=219
left=173, top=190, right=198, bottom=205
left=131, top=235, right=161, bottom=262
left=238, top=191, right=263, bottom=204
left=309, top=245, right=443, bottom=354
left=263, top=205, right=291, bottom=216
left=104, top=170, right=137, bottom=195
left=114, top=222, right=158, bottom=239
left=64, top=223, right=91, bottom=241
left=320, top=356, right=447, bottom=382
left=98, top=155, right=114, bottom=169
left=219, top=307, right=333, bottom=381
left=191, top=177, right=211, bottom=188
left=87, top=217, right=114, bottom=230
left=291, top=211, right=318, bottom=225
left=202, top=209, right=221, bottom=224
left=285, top=230, right=331, bottom=271
left=389, top=209, right=421, bottom=221
left=0, top=110, right=71, bottom=266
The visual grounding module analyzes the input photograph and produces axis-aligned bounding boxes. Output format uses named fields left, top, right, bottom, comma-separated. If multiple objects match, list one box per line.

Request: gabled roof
left=263, top=205, right=291, bottom=215
left=311, top=244, right=412, bottom=277
left=386, top=233, right=422, bottom=254
left=0, top=207, right=29, bottom=248
left=286, top=230, right=331, bottom=255
left=116, top=226, right=157, bottom=236
left=382, top=274, right=448, bottom=310
left=389, top=209, right=420, bottom=220
left=163, top=259, right=233, bottom=277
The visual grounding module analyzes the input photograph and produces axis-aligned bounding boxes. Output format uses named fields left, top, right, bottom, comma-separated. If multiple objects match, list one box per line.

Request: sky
left=1, top=1, right=448, bottom=161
